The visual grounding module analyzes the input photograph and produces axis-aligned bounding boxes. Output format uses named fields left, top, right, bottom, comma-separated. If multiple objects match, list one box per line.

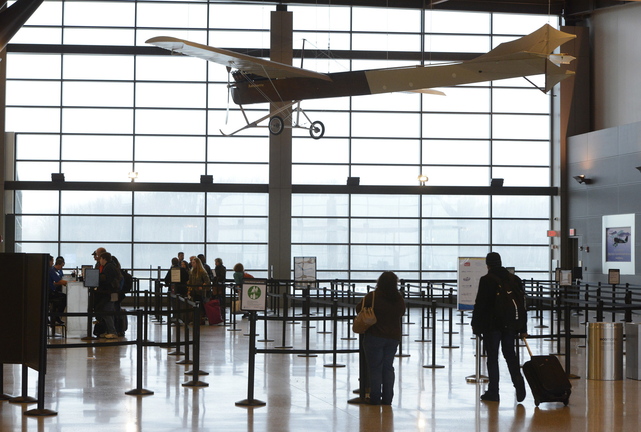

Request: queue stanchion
left=347, top=335, right=370, bottom=405
left=228, top=288, right=242, bottom=332
left=184, top=303, right=209, bottom=383
left=176, top=299, right=193, bottom=366
left=82, top=288, right=98, bottom=341
left=274, top=292, right=292, bottom=349
left=236, top=311, right=266, bottom=407
left=442, top=304, right=459, bottom=349
left=298, top=299, right=317, bottom=358
left=324, top=299, right=345, bottom=368
left=564, top=302, right=580, bottom=380
left=257, top=302, right=274, bottom=343
left=168, top=295, right=185, bottom=356
left=415, top=291, right=431, bottom=343
left=465, top=335, right=488, bottom=384
left=160, top=292, right=174, bottom=349
left=126, top=310, right=154, bottom=396
left=423, top=302, right=444, bottom=369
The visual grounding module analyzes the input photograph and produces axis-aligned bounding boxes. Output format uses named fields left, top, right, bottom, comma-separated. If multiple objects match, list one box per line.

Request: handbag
left=352, top=292, right=376, bottom=334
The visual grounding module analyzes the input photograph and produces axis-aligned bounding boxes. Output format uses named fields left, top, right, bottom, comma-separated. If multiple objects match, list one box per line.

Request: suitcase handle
left=522, top=336, right=534, bottom=358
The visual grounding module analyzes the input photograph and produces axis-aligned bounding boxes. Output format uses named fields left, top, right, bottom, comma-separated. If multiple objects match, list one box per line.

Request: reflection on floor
left=2, top=308, right=641, bottom=432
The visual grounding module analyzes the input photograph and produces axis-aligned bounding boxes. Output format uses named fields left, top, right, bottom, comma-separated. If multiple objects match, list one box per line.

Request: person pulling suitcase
left=471, top=252, right=528, bottom=403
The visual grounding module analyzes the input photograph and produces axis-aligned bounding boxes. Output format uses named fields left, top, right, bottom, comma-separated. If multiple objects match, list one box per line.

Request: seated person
left=48, top=257, right=68, bottom=325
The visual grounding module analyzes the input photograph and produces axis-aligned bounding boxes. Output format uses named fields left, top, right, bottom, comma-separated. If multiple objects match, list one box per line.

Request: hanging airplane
left=147, top=24, right=576, bottom=139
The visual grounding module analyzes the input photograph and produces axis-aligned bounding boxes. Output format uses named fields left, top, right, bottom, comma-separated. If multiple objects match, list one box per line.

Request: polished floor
left=2, top=307, right=641, bottom=432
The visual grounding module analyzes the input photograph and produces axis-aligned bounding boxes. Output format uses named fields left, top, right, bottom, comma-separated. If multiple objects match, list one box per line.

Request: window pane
left=207, top=163, right=269, bottom=184
left=136, top=136, right=206, bottom=162
left=352, top=112, right=420, bottom=138
left=419, top=166, right=490, bottom=186
left=493, top=141, right=549, bottom=166
left=492, top=196, right=549, bottom=218
left=61, top=191, right=132, bottom=215
left=63, top=55, right=134, bottom=80
left=15, top=191, right=59, bottom=214
left=63, top=82, right=134, bottom=107
left=292, top=165, right=349, bottom=185
left=292, top=194, right=349, bottom=217
left=292, top=218, right=348, bottom=243
left=60, top=162, right=133, bottom=182
left=15, top=162, right=61, bottom=181
left=423, top=140, right=490, bottom=165
left=492, top=167, right=550, bottom=187
left=16, top=216, right=58, bottom=241
left=352, top=7, right=420, bottom=32
left=207, top=193, right=268, bottom=217
left=352, top=140, right=419, bottom=164
left=6, top=54, right=61, bottom=79
left=62, top=135, right=133, bottom=161
left=137, top=3, right=207, bottom=28
left=207, top=218, right=268, bottom=243
left=351, top=219, right=419, bottom=244
left=135, top=109, right=206, bottom=135
left=16, top=134, right=60, bottom=160
left=135, top=192, right=205, bottom=216
left=136, top=83, right=206, bottom=108
left=351, top=166, right=421, bottom=186
left=64, top=1, right=135, bottom=27
left=351, top=245, right=419, bottom=270
left=62, top=108, right=133, bottom=134
left=133, top=162, right=205, bottom=183
left=489, top=246, right=549, bottom=271
left=493, top=114, right=549, bottom=140
left=493, top=219, right=549, bottom=245
left=423, top=114, right=490, bottom=139
left=352, top=195, right=419, bottom=217
left=7, top=81, right=61, bottom=106
left=423, top=195, right=489, bottom=218
left=291, top=245, right=348, bottom=271
left=423, top=245, right=490, bottom=271
left=134, top=217, right=204, bottom=242
left=422, top=219, right=489, bottom=244
left=7, top=108, right=60, bottom=132
left=293, top=139, right=350, bottom=164
left=61, top=216, right=131, bottom=242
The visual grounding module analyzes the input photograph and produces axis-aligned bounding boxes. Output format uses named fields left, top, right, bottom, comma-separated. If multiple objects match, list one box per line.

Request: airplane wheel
left=269, top=116, right=284, bottom=135
left=310, top=121, right=325, bottom=139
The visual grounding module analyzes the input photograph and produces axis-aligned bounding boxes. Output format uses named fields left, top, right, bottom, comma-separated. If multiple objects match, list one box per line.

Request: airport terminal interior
left=2, top=306, right=641, bottom=431
left=3, top=0, right=641, bottom=431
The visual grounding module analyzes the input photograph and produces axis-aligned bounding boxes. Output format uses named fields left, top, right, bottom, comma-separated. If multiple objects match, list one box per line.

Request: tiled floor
left=2, top=307, right=640, bottom=431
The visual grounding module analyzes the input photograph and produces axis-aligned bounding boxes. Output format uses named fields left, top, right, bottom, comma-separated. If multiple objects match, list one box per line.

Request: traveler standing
left=356, top=271, right=405, bottom=405
left=471, top=252, right=527, bottom=403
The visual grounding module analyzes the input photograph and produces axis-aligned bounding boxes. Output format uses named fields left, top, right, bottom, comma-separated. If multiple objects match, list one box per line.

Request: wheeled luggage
left=205, top=299, right=223, bottom=325
left=522, top=337, right=572, bottom=406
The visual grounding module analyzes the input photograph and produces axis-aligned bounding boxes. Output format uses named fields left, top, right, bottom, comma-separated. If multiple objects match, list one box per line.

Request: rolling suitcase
left=204, top=299, right=223, bottom=325
left=522, top=337, right=572, bottom=406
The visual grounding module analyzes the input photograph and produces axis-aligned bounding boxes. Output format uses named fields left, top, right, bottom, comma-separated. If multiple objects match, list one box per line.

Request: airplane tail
left=473, top=24, right=577, bottom=92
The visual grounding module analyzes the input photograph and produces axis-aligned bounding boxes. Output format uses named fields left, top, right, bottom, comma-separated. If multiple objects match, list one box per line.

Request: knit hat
left=486, top=252, right=502, bottom=267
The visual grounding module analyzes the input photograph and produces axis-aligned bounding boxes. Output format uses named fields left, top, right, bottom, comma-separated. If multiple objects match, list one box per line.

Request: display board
left=457, top=257, right=487, bottom=310
left=294, top=257, right=316, bottom=289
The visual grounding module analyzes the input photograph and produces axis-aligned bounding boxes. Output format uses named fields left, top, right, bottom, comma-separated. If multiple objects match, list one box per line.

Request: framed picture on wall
left=602, top=214, right=635, bottom=275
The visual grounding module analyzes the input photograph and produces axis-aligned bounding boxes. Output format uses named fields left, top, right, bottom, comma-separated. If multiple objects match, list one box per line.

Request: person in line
left=93, top=247, right=106, bottom=270
left=177, top=251, right=185, bottom=264
left=165, top=257, right=190, bottom=296
left=356, top=271, right=405, bottom=406
left=471, top=252, right=527, bottom=403
left=188, top=256, right=211, bottom=324
left=95, top=252, right=121, bottom=339
left=233, top=263, right=253, bottom=318
left=48, top=256, right=68, bottom=325
left=213, top=258, right=227, bottom=319
left=198, top=254, right=214, bottom=281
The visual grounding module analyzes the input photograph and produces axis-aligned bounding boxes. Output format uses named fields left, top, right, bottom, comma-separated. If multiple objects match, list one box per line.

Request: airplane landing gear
left=310, top=121, right=325, bottom=140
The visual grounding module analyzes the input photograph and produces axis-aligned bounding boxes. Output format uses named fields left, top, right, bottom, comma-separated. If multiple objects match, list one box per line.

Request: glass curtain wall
left=5, top=1, right=555, bottom=280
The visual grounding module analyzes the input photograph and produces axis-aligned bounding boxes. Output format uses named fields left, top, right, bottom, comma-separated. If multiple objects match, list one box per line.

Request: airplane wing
left=146, top=36, right=332, bottom=82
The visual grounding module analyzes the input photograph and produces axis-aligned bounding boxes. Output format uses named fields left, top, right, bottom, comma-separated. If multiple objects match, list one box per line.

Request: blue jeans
left=363, top=334, right=399, bottom=404
left=483, top=330, right=524, bottom=395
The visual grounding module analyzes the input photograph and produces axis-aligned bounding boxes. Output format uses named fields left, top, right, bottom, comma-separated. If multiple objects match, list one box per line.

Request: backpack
left=121, top=269, right=133, bottom=293
left=491, top=273, right=527, bottom=333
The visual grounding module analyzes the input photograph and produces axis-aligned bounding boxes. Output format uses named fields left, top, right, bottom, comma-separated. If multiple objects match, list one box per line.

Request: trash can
left=626, top=323, right=641, bottom=380
left=587, top=322, right=623, bottom=380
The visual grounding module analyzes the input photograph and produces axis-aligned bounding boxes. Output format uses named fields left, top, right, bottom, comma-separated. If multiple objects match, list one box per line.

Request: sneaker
left=104, top=333, right=118, bottom=339
left=480, top=392, right=500, bottom=402
left=516, top=381, right=527, bottom=402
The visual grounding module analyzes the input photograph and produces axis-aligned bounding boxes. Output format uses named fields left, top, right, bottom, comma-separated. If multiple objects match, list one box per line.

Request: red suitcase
left=204, top=299, right=223, bottom=325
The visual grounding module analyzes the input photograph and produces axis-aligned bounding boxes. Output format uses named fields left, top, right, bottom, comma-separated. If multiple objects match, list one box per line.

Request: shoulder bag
left=353, top=292, right=377, bottom=334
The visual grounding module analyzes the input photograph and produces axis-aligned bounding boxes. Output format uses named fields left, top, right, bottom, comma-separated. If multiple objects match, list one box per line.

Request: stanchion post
left=126, top=310, right=154, bottom=395
left=324, top=299, right=346, bottom=368
left=183, top=305, right=209, bottom=385
left=424, top=302, right=444, bottom=369
left=235, top=311, right=266, bottom=407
